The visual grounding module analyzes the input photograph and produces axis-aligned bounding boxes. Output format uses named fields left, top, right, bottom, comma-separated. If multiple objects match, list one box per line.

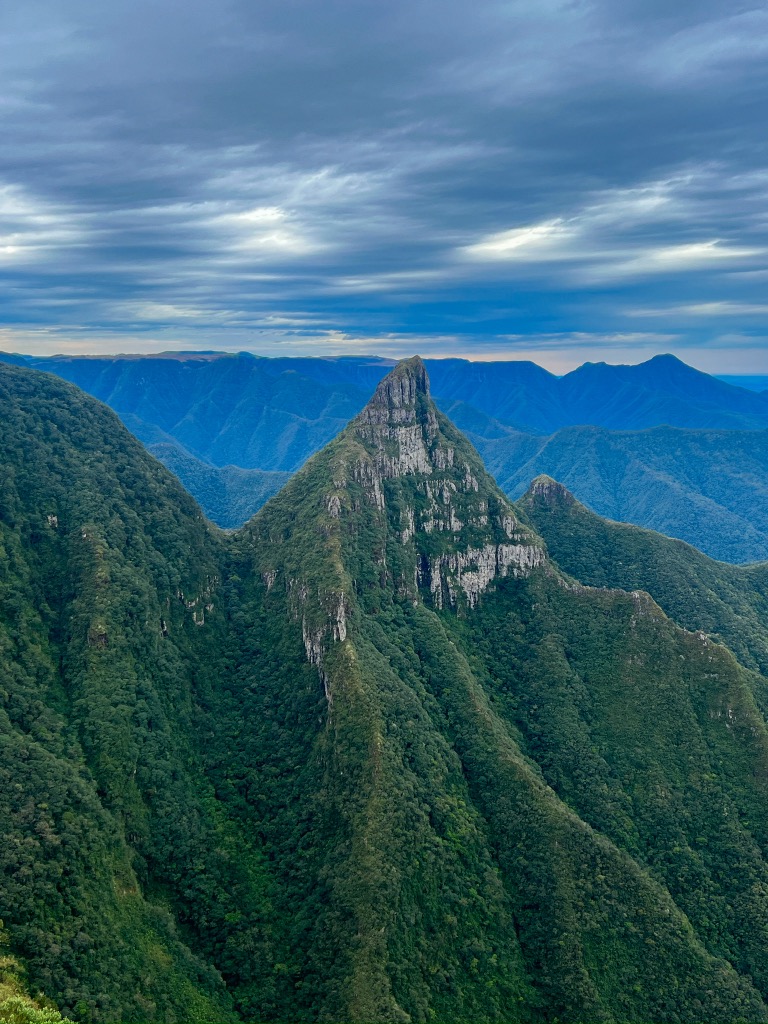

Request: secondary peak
left=527, top=475, right=576, bottom=506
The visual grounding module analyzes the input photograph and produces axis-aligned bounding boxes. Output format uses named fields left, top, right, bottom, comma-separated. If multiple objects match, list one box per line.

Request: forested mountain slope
left=229, top=357, right=768, bottom=1022
left=147, top=440, right=290, bottom=530
left=520, top=476, right=768, bottom=677
left=0, top=365, right=240, bottom=1022
left=5, top=359, right=768, bottom=1021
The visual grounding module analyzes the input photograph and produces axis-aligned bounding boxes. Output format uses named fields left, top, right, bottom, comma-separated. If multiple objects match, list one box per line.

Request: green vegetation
left=5, top=359, right=768, bottom=1022
left=519, top=476, right=768, bottom=676
left=474, top=423, right=768, bottom=563
left=0, top=923, right=65, bottom=1024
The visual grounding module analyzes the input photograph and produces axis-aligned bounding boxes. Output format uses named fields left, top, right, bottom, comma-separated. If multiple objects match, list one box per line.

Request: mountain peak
left=249, top=354, right=546, bottom=640
left=333, top=358, right=547, bottom=609
left=352, top=355, right=439, bottom=478
left=526, top=474, right=576, bottom=507
left=357, top=354, right=430, bottom=427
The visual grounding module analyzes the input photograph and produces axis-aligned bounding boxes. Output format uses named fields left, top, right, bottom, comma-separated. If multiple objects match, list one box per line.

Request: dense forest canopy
left=3, top=359, right=768, bottom=1022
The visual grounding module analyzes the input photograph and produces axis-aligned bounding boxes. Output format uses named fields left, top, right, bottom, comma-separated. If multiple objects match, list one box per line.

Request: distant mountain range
left=8, top=353, right=768, bottom=462
left=8, top=357, right=768, bottom=1022
left=717, top=374, right=768, bottom=393
left=474, top=424, right=768, bottom=564
left=3, top=350, right=768, bottom=560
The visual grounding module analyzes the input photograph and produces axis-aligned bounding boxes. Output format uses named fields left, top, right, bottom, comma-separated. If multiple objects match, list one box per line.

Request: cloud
left=1, top=1, right=768, bottom=368
left=589, top=240, right=763, bottom=281
left=642, top=8, right=768, bottom=82
left=462, top=176, right=764, bottom=283
left=628, top=301, right=768, bottom=318
left=464, top=220, right=575, bottom=261
left=0, top=183, right=87, bottom=263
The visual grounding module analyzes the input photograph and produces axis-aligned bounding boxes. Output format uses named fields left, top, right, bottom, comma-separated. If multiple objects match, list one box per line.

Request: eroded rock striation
left=345, top=356, right=546, bottom=610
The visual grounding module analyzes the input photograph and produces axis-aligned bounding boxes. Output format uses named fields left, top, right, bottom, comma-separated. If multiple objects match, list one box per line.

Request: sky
left=2, top=0, right=768, bottom=372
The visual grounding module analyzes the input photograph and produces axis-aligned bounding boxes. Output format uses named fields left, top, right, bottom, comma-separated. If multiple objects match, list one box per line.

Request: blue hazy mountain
left=8, top=354, right=768, bottom=469
left=427, top=353, right=768, bottom=432
left=717, top=375, right=768, bottom=393
left=7, top=352, right=375, bottom=472
left=147, top=440, right=291, bottom=530
left=5, top=350, right=768, bottom=560
left=473, top=424, right=768, bottom=564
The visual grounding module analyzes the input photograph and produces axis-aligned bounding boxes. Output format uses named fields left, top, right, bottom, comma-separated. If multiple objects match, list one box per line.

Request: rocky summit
left=4, top=358, right=768, bottom=1023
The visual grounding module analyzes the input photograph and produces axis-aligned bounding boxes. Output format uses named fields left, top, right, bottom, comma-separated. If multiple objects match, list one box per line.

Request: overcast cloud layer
left=2, top=0, right=768, bottom=370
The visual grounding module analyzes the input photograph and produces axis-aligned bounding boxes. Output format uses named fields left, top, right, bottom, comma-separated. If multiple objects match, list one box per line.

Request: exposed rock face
left=292, top=583, right=349, bottom=702
left=529, top=474, right=576, bottom=506
left=401, top=506, right=416, bottom=544
left=354, top=356, right=437, bottom=483
left=357, top=355, right=432, bottom=429
left=423, top=542, right=546, bottom=610
left=348, top=356, right=547, bottom=611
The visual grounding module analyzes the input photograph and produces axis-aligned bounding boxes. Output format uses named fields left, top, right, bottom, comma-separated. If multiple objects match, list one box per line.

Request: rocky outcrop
left=423, top=541, right=546, bottom=609
left=284, top=577, right=349, bottom=701
left=528, top=474, right=576, bottom=506
left=350, top=356, right=548, bottom=610
left=175, top=575, right=219, bottom=627
left=351, top=356, right=442, bottom=501
left=285, top=357, right=549, bottom=682
left=356, top=355, right=431, bottom=430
